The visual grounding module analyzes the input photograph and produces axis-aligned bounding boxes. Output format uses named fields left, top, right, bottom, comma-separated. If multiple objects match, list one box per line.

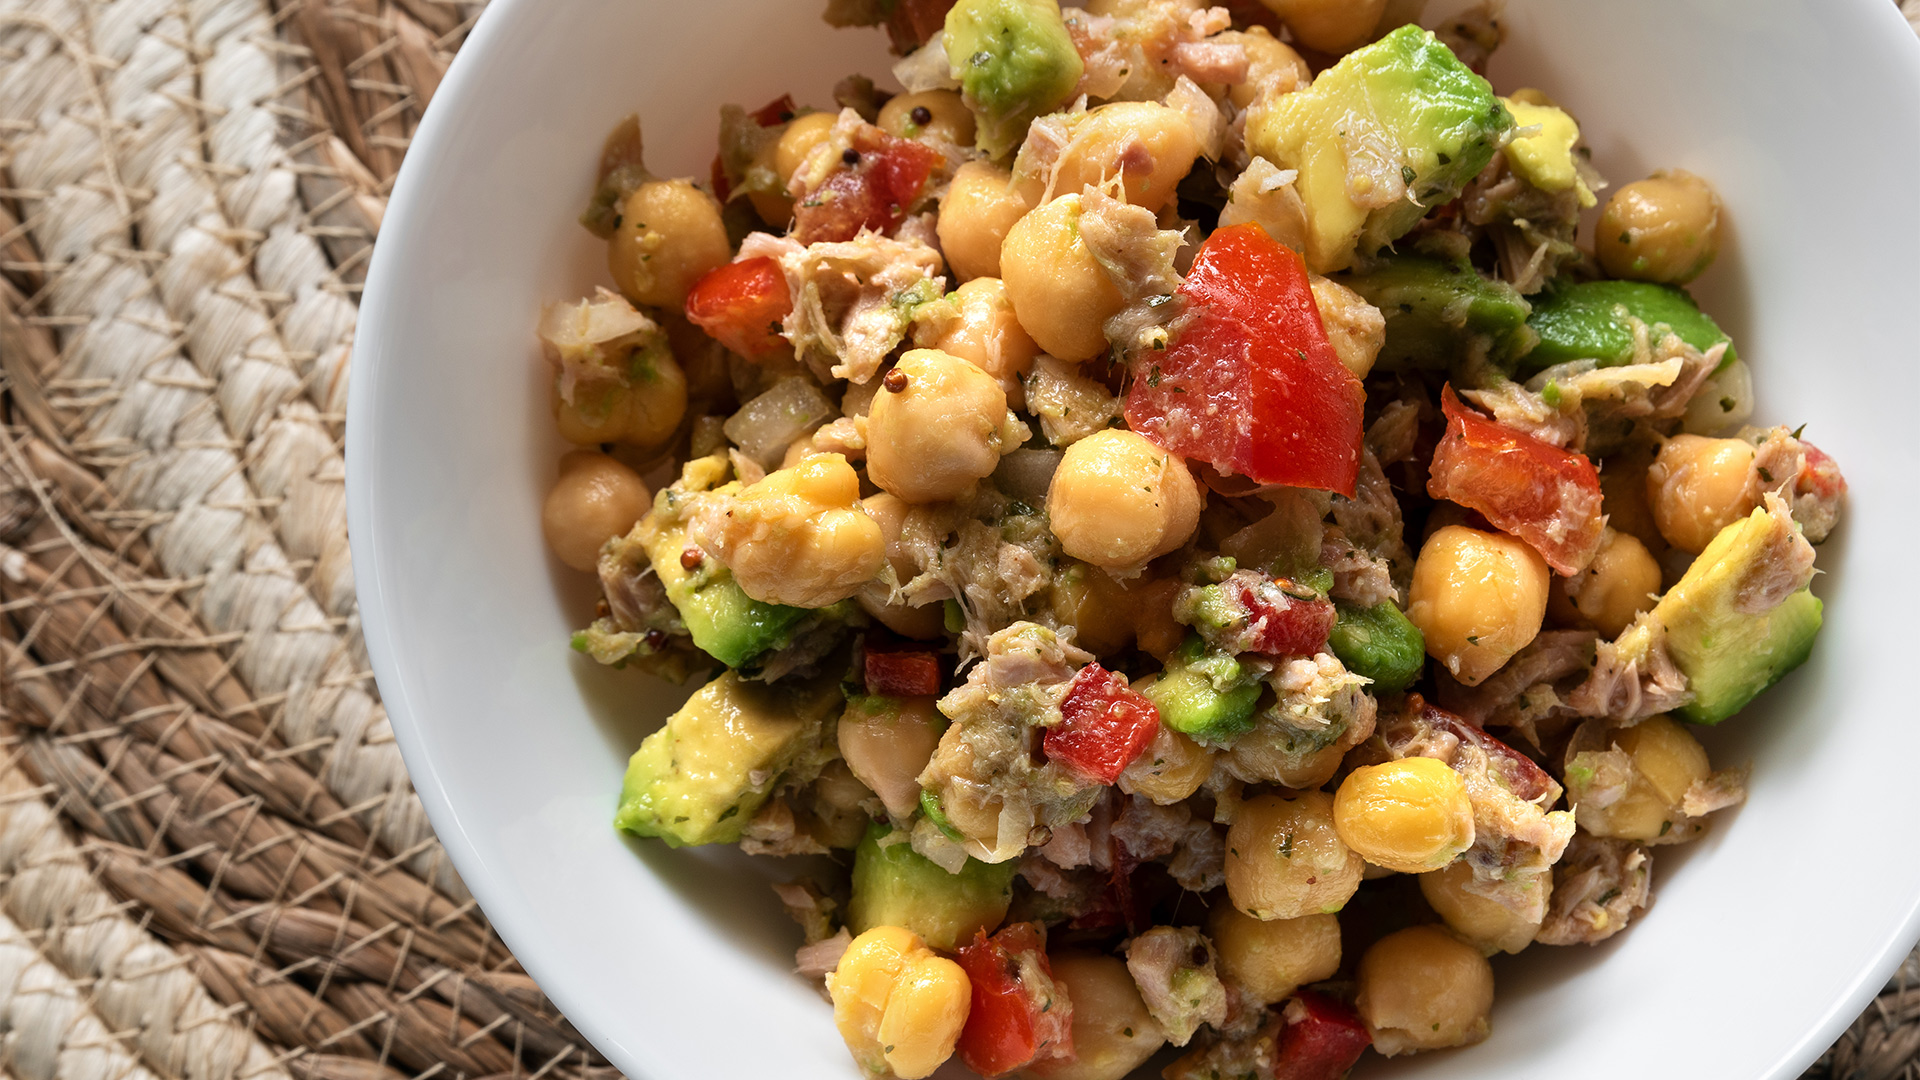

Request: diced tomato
left=1044, top=663, right=1161, bottom=785
left=864, top=646, right=941, bottom=697
left=955, top=924, right=1074, bottom=1077
left=792, top=126, right=939, bottom=245
left=1069, top=835, right=1144, bottom=935
left=1125, top=223, right=1365, bottom=497
left=1427, top=384, right=1604, bottom=575
left=1272, top=992, right=1372, bottom=1080
left=1236, top=579, right=1338, bottom=657
left=684, top=257, right=792, bottom=359
left=1797, top=439, right=1847, bottom=503
left=1408, top=694, right=1557, bottom=804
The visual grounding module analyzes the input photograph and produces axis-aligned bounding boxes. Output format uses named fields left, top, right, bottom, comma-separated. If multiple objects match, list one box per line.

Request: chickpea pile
left=545, top=0, right=1845, bottom=1077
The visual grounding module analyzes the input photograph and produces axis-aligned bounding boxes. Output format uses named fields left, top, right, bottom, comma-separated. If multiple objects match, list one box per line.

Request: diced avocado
left=1245, top=24, right=1512, bottom=272
left=1340, top=254, right=1536, bottom=370
left=848, top=823, right=1016, bottom=950
left=1523, top=280, right=1735, bottom=374
left=634, top=483, right=811, bottom=669
left=1328, top=601, right=1425, bottom=694
left=1654, top=508, right=1822, bottom=725
left=614, top=669, right=842, bottom=846
left=945, top=0, right=1084, bottom=158
left=1501, top=95, right=1594, bottom=205
left=1142, top=636, right=1263, bottom=742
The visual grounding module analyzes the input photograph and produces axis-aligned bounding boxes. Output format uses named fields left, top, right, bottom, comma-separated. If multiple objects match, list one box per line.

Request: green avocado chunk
left=1654, top=507, right=1823, bottom=725
left=614, top=669, right=842, bottom=847
left=945, top=0, right=1084, bottom=158
left=1328, top=601, right=1426, bottom=694
left=1340, top=254, right=1536, bottom=370
left=1245, top=24, right=1512, bottom=272
left=848, top=823, right=1016, bottom=950
left=1142, top=636, right=1264, bottom=742
left=1522, top=280, right=1735, bottom=374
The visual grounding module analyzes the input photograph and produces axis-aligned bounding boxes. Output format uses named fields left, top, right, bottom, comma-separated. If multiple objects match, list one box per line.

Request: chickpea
left=1051, top=565, right=1185, bottom=659
left=1000, top=194, right=1128, bottom=361
left=1599, top=446, right=1665, bottom=554
left=1023, top=954, right=1166, bottom=1080
left=807, top=759, right=875, bottom=849
left=1208, top=906, right=1340, bottom=1006
left=933, top=278, right=1040, bottom=401
left=607, top=180, right=730, bottom=308
left=1355, top=925, right=1494, bottom=1057
left=552, top=350, right=689, bottom=449
left=1333, top=758, right=1475, bottom=874
left=1047, top=102, right=1200, bottom=215
left=775, top=112, right=840, bottom=191
left=1646, top=434, right=1759, bottom=554
left=1117, top=719, right=1214, bottom=804
left=1311, top=275, right=1384, bottom=379
left=1561, top=528, right=1662, bottom=638
left=540, top=452, right=650, bottom=572
left=939, top=161, right=1039, bottom=282
left=689, top=453, right=885, bottom=608
left=828, top=925, right=971, bottom=1080
left=1596, top=169, right=1721, bottom=284
left=1259, top=0, right=1389, bottom=54
left=1216, top=27, right=1310, bottom=109
left=879, top=89, right=975, bottom=146
left=1225, top=791, right=1364, bottom=921
left=1576, top=715, right=1710, bottom=842
left=867, top=349, right=1024, bottom=503
left=1405, top=525, right=1550, bottom=687
left=1047, top=430, right=1202, bottom=571
left=838, top=696, right=946, bottom=822
left=1418, top=860, right=1543, bottom=955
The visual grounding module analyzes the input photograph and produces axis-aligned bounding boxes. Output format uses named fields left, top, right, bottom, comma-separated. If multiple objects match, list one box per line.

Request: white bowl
left=348, top=2, right=1920, bottom=1077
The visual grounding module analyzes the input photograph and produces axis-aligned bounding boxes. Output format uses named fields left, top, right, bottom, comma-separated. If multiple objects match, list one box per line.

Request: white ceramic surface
left=347, top=2, right=1920, bottom=1077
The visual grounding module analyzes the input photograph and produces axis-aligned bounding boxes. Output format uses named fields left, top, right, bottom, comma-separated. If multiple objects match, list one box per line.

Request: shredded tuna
left=743, top=229, right=945, bottom=384
left=796, top=927, right=852, bottom=983
left=773, top=880, right=841, bottom=944
left=1437, top=629, right=1596, bottom=746
left=741, top=796, right=830, bottom=856
left=1125, top=926, right=1227, bottom=1047
left=1536, top=834, right=1651, bottom=946
left=1567, top=613, right=1692, bottom=720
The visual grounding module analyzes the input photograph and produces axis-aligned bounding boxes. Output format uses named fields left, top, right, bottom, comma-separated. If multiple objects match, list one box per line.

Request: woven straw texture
left=0, top=3, right=1911, bottom=1080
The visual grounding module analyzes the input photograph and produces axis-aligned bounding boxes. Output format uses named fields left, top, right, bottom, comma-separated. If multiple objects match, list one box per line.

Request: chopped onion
left=892, top=39, right=958, bottom=93
left=993, top=448, right=1063, bottom=504
left=725, top=377, right=835, bottom=468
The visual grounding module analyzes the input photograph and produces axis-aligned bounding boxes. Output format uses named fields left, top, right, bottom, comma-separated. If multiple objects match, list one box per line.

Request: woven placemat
left=0, top=2, right=1911, bottom=1079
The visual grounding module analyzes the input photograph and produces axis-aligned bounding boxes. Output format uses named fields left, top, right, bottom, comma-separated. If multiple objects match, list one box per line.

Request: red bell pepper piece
left=1235, top=577, right=1338, bottom=657
left=1044, top=663, right=1161, bottom=785
left=1125, top=223, right=1364, bottom=497
left=954, top=923, right=1074, bottom=1078
left=1426, top=384, right=1604, bottom=575
left=1273, top=991, right=1372, bottom=1080
left=864, top=646, right=941, bottom=697
left=684, top=256, right=792, bottom=359
left=792, top=127, right=939, bottom=245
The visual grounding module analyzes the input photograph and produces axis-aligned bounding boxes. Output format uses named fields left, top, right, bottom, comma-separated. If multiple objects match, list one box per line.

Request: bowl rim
left=346, top=2, right=1920, bottom=1077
